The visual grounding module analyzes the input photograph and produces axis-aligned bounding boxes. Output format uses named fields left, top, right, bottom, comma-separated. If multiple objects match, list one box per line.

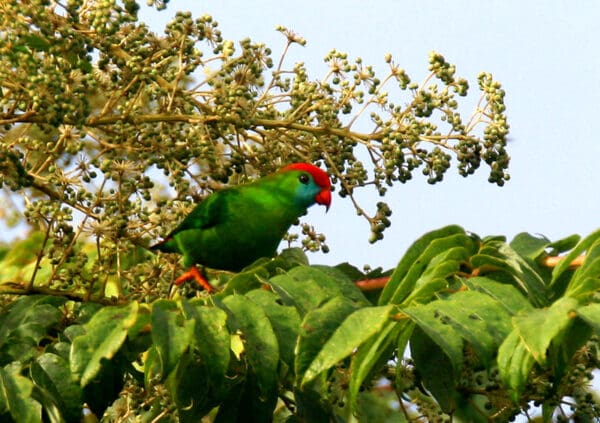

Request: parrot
left=150, top=163, right=332, bottom=291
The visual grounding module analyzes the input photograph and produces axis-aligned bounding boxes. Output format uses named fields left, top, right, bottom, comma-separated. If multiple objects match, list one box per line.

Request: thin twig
left=27, top=220, right=53, bottom=290
left=0, top=282, right=125, bottom=305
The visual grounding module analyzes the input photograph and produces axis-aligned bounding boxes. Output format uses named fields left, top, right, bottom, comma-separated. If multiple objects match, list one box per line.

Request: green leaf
left=0, top=362, right=42, bottom=423
left=575, top=303, right=600, bottom=335
left=268, top=265, right=366, bottom=316
left=402, top=246, right=471, bottom=305
left=471, top=241, right=548, bottom=307
left=151, top=300, right=194, bottom=379
left=213, top=376, right=277, bottom=423
left=551, top=228, right=600, bottom=285
left=219, top=269, right=265, bottom=295
left=406, top=290, right=512, bottom=367
left=513, top=296, right=579, bottom=364
left=182, top=300, right=230, bottom=384
left=464, top=276, right=534, bottom=315
left=546, top=234, right=581, bottom=255
left=509, top=232, right=551, bottom=261
left=394, top=321, right=415, bottom=394
left=0, top=232, right=46, bottom=269
left=565, top=239, right=600, bottom=300
left=403, top=304, right=463, bottom=374
left=410, top=326, right=458, bottom=413
left=244, top=289, right=301, bottom=369
left=220, top=294, right=279, bottom=411
left=296, top=296, right=359, bottom=381
left=301, top=304, right=394, bottom=385
left=0, top=295, right=67, bottom=355
left=277, top=247, right=310, bottom=266
left=143, top=346, right=161, bottom=390
left=497, top=329, right=535, bottom=401
left=268, top=273, right=329, bottom=315
left=380, top=228, right=474, bottom=305
left=169, top=302, right=231, bottom=419
left=30, top=353, right=83, bottom=422
left=293, top=384, right=334, bottom=423
left=70, top=302, right=138, bottom=387
left=349, top=319, right=410, bottom=410
left=168, top=351, right=214, bottom=422
left=379, top=225, right=467, bottom=305
left=22, top=34, right=51, bottom=51
left=309, top=265, right=370, bottom=304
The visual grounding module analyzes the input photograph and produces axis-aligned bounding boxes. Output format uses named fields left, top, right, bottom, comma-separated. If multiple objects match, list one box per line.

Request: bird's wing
left=166, top=189, right=233, bottom=236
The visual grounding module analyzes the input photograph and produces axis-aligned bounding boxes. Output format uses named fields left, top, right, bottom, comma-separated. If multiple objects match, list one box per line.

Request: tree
left=2, top=1, right=599, bottom=422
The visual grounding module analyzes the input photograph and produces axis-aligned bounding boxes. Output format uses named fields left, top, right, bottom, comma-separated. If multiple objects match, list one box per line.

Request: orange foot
left=174, top=266, right=213, bottom=292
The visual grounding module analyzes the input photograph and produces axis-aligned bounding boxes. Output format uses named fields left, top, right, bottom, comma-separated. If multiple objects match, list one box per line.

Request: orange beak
left=315, top=189, right=331, bottom=211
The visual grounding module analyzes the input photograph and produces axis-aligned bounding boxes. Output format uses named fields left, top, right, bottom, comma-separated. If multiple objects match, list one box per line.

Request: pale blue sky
left=138, top=1, right=599, bottom=270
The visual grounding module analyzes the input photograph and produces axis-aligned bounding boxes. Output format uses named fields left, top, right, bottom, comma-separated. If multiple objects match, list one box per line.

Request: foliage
left=0, top=228, right=600, bottom=422
left=9, top=1, right=597, bottom=423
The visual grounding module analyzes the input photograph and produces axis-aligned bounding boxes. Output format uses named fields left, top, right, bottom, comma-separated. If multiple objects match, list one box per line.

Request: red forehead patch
left=280, top=163, right=331, bottom=189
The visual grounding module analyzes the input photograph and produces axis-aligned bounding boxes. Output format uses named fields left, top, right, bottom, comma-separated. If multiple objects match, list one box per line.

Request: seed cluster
left=1, top=2, right=509, bottom=291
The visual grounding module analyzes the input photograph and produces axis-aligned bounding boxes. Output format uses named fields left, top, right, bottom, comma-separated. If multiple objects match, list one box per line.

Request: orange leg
left=174, top=265, right=213, bottom=292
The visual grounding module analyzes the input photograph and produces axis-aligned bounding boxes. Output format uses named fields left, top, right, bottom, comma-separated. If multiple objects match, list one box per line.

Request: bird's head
left=280, top=163, right=332, bottom=211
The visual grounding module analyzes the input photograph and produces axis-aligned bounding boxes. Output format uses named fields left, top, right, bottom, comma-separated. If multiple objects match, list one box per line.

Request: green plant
left=1, top=228, right=600, bottom=422
left=6, top=2, right=597, bottom=423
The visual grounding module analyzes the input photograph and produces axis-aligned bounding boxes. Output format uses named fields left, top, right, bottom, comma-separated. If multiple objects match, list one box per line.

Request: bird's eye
left=298, top=173, right=310, bottom=185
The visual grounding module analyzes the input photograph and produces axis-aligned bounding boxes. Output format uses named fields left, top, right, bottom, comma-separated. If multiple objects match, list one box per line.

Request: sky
left=2, top=1, right=598, bottom=273
left=136, top=0, right=600, bottom=270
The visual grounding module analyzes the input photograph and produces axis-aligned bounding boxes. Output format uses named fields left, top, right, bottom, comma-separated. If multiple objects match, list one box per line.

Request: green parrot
left=150, top=163, right=331, bottom=291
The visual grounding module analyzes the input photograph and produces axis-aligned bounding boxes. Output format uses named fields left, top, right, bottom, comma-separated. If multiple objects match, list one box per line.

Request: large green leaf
left=551, top=228, right=600, bottom=286
left=293, top=384, right=335, bottom=423
left=168, top=301, right=231, bottom=421
left=349, top=319, right=410, bottom=410
left=168, top=351, right=216, bottom=423
left=70, top=302, right=138, bottom=387
left=576, top=303, right=600, bottom=334
left=268, top=265, right=365, bottom=316
left=402, top=246, right=471, bottom=305
left=220, top=294, right=279, bottom=414
left=219, top=269, right=266, bottom=295
left=379, top=225, right=468, bottom=305
left=244, top=289, right=301, bottom=370
left=497, top=329, right=535, bottom=401
left=564, top=239, right=600, bottom=300
left=0, top=295, right=67, bottom=364
left=0, top=362, right=42, bottom=423
left=296, top=296, right=359, bottom=382
left=301, top=304, right=394, bottom=385
left=407, top=290, right=512, bottom=366
left=308, top=265, right=370, bottom=304
left=30, top=353, right=83, bottom=422
left=182, top=300, right=230, bottom=384
left=410, top=326, right=459, bottom=413
left=151, top=300, right=194, bottom=379
left=513, top=296, right=579, bottom=364
left=464, top=276, right=534, bottom=315
left=403, top=304, right=463, bottom=374
left=510, top=232, right=552, bottom=261
left=471, top=241, right=548, bottom=307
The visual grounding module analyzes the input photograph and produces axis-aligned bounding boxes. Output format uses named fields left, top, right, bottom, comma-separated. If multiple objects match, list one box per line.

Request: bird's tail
left=149, top=237, right=172, bottom=253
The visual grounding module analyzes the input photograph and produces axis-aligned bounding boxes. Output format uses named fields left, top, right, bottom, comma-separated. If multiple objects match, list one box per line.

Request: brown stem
left=0, top=282, right=126, bottom=305
left=27, top=219, right=53, bottom=290
left=541, top=255, right=585, bottom=268
left=355, top=276, right=390, bottom=291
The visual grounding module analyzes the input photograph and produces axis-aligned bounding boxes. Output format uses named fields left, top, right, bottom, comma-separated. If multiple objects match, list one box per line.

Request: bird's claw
left=174, top=266, right=213, bottom=292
